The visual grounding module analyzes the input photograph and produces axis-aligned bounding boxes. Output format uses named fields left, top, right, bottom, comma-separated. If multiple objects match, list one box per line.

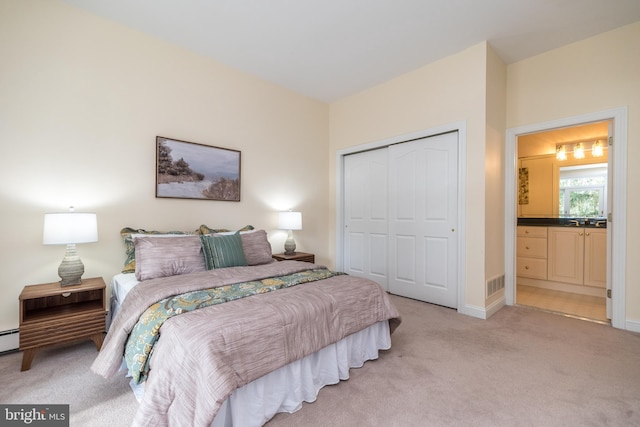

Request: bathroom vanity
left=517, top=218, right=607, bottom=296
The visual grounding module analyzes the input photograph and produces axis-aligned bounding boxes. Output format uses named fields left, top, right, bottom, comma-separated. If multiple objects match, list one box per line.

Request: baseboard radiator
left=0, top=329, right=19, bottom=353
left=486, top=274, right=505, bottom=298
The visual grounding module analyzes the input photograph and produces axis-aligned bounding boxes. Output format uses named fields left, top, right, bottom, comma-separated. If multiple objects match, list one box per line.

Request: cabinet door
left=548, top=228, right=584, bottom=285
left=584, top=229, right=607, bottom=288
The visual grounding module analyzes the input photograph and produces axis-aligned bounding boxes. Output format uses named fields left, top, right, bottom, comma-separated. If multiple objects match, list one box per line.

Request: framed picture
left=156, top=136, right=241, bottom=201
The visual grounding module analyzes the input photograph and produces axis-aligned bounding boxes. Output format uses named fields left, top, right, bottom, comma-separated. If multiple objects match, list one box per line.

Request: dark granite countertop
left=517, top=217, right=607, bottom=228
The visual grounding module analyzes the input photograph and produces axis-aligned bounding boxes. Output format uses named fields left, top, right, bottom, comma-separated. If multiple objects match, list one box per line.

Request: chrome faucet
left=569, top=219, right=580, bottom=227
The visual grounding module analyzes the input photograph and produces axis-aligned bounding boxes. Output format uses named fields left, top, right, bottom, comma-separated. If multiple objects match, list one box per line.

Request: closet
left=342, top=131, right=459, bottom=308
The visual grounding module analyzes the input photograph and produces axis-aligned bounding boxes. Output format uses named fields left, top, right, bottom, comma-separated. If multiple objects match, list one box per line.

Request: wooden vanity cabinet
left=516, top=226, right=548, bottom=280
left=547, top=227, right=606, bottom=288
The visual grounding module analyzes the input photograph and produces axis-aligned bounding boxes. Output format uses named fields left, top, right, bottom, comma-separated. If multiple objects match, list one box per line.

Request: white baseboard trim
left=517, top=277, right=605, bottom=297
left=460, top=297, right=506, bottom=320
left=0, top=329, right=19, bottom=353
left=625, top=319, right=640, bottom=333
left=461, top=304, right=488, bottom=319
left=486, top=297, right=506, bottom=318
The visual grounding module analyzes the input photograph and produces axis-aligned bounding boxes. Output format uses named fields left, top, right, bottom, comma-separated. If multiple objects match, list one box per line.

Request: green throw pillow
left=200, top=232, right=248, bottom=269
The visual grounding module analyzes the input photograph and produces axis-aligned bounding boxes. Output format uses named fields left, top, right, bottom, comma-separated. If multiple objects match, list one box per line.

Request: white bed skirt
left=128, top=320, right=391, bottom=427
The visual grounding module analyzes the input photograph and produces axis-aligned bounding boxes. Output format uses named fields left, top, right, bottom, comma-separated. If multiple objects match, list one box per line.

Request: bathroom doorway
left=515, top=121, right=609, bottom=323
left=505, top=107, right=628, bottom=330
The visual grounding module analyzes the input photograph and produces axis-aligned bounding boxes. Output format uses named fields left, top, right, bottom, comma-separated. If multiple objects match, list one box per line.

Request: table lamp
left=278, top=211, right=302, bottom=255
left=43, top=208, right=98, bottom=286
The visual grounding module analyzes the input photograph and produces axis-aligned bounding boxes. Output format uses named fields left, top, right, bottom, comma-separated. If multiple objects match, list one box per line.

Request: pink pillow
left=134, top=235, right=206, bottom=281
left=240, top=230, right=274, bottom=265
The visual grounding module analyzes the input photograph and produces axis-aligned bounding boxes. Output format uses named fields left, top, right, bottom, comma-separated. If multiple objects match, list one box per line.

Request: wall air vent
left=486, top=274, right=505, bottom=298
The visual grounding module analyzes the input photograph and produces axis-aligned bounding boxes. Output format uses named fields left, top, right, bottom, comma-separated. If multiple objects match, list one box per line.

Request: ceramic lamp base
left=284, top=230, right=297, bottom=255
left=58, top=244, right=84, bottom=286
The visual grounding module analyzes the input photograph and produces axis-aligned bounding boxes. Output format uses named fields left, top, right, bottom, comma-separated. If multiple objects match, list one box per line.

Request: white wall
left=506, top=22, right=640, bottom=323
left=0, top=0, right=329, bottom=332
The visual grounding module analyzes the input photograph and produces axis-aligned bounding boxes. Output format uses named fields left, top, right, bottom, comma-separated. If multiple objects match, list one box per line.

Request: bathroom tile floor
left=516, top=285, right=608, bottom=323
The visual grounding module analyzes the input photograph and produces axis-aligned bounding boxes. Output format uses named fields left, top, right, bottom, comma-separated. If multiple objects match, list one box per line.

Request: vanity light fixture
left=555, top=138, right=606, bottom=161
left=592, top=140, right=604, bottom=157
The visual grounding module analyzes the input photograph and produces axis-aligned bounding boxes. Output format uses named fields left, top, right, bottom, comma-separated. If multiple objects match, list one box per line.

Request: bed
left=91, top=227, right=400, bottom=427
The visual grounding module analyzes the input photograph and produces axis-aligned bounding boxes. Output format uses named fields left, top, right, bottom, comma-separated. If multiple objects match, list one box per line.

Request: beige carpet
left=1, top=294, right=639, bottom=426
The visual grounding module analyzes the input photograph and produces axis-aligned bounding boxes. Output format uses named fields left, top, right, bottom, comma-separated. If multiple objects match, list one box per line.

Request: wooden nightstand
left=272, top=252, right=315, bottom=263
left=19, top=277, right=106, bottom=371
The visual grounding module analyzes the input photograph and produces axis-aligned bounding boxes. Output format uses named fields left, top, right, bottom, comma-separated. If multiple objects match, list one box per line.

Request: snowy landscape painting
left=156, top=136, right=241, bottom=201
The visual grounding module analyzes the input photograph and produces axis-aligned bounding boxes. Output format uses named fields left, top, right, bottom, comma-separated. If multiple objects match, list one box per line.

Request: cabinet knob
left=525, top=266, right=529, bottom=270
left=585, top=232, right=590, bottom=236
left=525, top=246, right=530, bottom=250
left=579, top=232, right=584, bottom=236
left=525, top=230, right=529, bottom=234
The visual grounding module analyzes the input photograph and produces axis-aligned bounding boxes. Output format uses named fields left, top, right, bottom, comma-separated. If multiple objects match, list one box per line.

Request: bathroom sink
left=559, top=218, right=607, bottom=228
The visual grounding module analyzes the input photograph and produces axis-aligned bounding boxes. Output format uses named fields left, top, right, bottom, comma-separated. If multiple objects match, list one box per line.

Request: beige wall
left=1, top=1, right=636, bottom=332
left=0, top=0, right=329, bottom=331
left=485, top=45, right=507, bottom=305
left=506, top=22, right=640, bottom=323
left=329, top=42, right=497, bottom=313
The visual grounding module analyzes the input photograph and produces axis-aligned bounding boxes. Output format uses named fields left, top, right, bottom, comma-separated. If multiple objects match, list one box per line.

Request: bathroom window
left=559, top=164, right=607, bottom=217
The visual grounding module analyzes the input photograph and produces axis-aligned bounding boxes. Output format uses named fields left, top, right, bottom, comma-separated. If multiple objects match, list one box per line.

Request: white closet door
left=388, top=132, right=458, bottom=308
left=343, top=148, right=389, bottom=289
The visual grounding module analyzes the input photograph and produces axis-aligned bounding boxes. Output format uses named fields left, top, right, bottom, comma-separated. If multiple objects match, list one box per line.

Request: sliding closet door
left=343, top=148, right=389, bottom=289
left=388, top=132, right=458, bottom=308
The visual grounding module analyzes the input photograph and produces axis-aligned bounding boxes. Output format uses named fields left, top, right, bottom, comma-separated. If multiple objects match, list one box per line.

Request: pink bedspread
left=91, top=261, right=400, bottom=426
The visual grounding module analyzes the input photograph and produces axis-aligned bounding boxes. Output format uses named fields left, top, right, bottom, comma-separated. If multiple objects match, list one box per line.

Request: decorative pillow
left=200, top=233, right=248, bottom=269
left=120, top=227, right=195, bottom=273
left=241, top=230, right=273, bottom=265
left=133, top=235, right=206, bottom=281
left=198, top=224, right=254, bottom=235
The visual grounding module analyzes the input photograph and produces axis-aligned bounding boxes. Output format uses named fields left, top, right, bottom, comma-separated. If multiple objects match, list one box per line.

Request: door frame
left=505, top=107, right=628, bottom=330
left=336, top=121, right=467, bottom=312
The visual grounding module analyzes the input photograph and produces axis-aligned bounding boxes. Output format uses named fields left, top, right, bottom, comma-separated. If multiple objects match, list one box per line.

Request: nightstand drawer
left=20, top=310, right=105, bottom=349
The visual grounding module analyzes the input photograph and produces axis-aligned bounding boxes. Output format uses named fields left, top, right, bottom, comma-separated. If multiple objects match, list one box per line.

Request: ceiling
left=61, top=0, right=640, bottom=102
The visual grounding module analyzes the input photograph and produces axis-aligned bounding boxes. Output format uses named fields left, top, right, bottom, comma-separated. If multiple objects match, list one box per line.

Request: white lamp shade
left=278, top=211, right=302, bottom=230
left=43, top=212, right=98, bottom=245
